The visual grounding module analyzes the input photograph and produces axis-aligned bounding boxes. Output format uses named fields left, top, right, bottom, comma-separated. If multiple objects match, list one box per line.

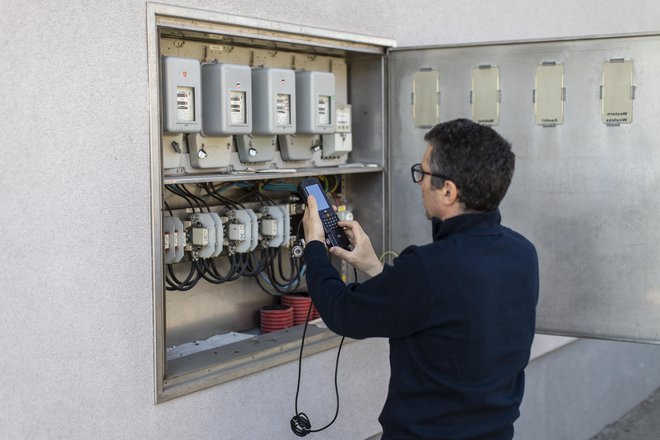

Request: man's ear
left=443, top=180, right=459, bottom=204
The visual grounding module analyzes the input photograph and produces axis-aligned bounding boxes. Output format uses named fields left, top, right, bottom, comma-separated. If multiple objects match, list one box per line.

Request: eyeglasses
left=410, top=163, right=452, bottom=184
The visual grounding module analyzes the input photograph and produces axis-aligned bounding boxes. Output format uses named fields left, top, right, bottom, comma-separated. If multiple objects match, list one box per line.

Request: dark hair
left=424, top=118, right=515, bottom=212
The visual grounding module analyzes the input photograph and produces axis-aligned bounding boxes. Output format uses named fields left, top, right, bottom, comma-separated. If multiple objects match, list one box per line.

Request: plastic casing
left=202, top=63, right=252, bottom=135
left=162, top=56, right=202, bottom=133
left=251, top=68, right=296, bottom=134
left=295, top=71, right=336, bottom=134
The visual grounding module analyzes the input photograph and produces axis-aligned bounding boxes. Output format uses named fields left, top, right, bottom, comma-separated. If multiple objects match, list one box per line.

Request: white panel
left=534, top=63, right=564, bottom=126
left=601, top=59, right=634, bottom=125
left=412, top=69, right=440, bottom=127
left=471, top=65, right=500, bottom=125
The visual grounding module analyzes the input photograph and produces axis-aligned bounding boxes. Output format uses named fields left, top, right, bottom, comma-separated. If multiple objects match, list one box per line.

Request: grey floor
left=590, top=386, right=660, bottom=440
left=365, top=386, right=660, bottom=440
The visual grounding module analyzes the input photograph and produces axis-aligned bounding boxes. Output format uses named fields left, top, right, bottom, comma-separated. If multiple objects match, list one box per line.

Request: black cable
left=196, top=260, right=227, bottom=284
left=166, top=262, right=201, bottom=291
left=165, top=185, right=195, bottom=211
left=163, top=200, right=173, bottom=216
left=203, top=182, right=243, bottom=209
left=177, top=184, right=209, bottom=212
left=290, top=266, right=357, bottom=437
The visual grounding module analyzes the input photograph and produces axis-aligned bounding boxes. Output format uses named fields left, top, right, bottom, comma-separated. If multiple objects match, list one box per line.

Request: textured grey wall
left=1, top=0, right=660, bottom=439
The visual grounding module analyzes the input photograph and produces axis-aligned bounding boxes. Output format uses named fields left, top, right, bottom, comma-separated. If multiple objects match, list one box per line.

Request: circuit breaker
left=202, top=63, right=252, bottom=135
left=162, top=56, right=202, bottom=133
left=322, top=103, right=352, bottom=157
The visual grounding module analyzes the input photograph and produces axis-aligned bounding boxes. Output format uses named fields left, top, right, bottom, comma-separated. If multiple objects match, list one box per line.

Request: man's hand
left=302, top=195, right=326, bottom=244
left=329, top=220, right=384, bottom=277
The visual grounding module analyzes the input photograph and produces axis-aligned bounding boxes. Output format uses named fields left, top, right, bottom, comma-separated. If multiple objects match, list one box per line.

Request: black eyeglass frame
left=410, top=163, right=452, bottom=184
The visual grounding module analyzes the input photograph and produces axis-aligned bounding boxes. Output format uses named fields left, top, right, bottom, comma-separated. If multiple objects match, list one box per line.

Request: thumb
left=307, top=195, right=318, bottom=211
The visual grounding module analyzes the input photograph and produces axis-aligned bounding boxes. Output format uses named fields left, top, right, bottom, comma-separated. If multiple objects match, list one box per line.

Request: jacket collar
left=432, top=209, right=502, bottom=241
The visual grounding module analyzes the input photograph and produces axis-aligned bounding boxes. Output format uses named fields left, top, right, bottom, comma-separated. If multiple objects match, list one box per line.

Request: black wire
left=226, top=254, right=243, bottom=281
left=290, top=266, right=357, bottom=436
left=166, top=262, right=201, bottom=291
left=163, top=200, right=173, bottom=216
left=196, top=260, right=227, bottom=284
left=166, top=185, right=195, bottom=210
left=203, top=182, right=244, bottom=209
left=177, top=184, right=210, bottom=212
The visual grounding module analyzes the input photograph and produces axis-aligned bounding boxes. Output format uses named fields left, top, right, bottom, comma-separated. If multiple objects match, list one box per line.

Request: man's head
left=417, top=118, right=515, bottom=220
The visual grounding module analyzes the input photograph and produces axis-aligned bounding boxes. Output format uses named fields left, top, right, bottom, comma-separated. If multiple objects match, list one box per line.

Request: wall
left=1, top=1, right=660, bottom=439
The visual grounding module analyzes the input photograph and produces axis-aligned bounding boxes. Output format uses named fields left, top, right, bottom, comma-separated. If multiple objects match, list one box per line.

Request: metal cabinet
left=149, top=4, right=660, bottom=402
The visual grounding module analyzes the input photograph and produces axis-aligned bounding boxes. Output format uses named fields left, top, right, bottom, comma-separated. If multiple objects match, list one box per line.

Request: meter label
left=318, top=95, right=331, bottom=125
left=230, top=91, right=247, bottom=125
left=176, top=86, right=195, bottom=123
left=276, top=94, right=291, bottom=126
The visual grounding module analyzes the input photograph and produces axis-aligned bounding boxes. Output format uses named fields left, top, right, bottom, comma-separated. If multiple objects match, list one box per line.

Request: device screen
left=305, top=184, right=330, bottom=211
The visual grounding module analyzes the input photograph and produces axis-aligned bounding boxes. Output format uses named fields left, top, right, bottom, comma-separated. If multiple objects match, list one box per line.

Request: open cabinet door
left=387, top=35, right=660, bottom=343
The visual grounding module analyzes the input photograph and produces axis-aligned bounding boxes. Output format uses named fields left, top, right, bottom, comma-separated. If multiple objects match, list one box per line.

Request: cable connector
left=291, top=239, right=305, bottom=258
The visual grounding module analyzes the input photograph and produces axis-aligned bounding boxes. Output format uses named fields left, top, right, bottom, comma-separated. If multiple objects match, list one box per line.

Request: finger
left=306, top=196, right=321, bottom=219
left=332, top=205, right=338, bottom=212
left=337, top=220, right=356, bottom=229
left=329, top=246, right=351, bottom=261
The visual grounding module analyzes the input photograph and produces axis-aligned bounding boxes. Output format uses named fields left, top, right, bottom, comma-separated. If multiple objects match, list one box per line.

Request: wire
left=165, top=185, right=196, bottom=210
left=378, top=251, right=399, bottom=263
left=290, top=266, right=357, bottom=437
left=328, top=175, right=340, bottom=194
left=163, top=200, right=173, bottom=216
left=177, top=184, right=210, bottom=212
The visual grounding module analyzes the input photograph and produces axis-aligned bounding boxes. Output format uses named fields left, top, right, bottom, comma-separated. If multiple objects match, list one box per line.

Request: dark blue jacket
left=304, top=210, right=539, bottom=440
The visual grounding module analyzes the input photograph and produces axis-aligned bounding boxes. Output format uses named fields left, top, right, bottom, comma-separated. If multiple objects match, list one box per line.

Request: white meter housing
left=162, top=56, right=202, bottom=133
left=295, top=71, right=335, bottom=134
left=202, top=63, right=252, bottom=135
left=252, top=68, right=296, bottom=134
left=322, top=103, right=352, bottom=157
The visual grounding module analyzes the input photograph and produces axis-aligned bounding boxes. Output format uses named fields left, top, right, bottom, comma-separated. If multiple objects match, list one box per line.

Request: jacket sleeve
left=303, top=241, right=433, bottom=339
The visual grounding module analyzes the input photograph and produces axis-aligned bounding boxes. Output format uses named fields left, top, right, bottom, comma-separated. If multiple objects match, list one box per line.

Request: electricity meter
left=161, top=56, right=202, bottom=133
left=236, top=68, right=296, bottom=163
left=202, top=63, right=252, bottom=135
left=295, top=71, right=335, bottom=134
left=323, top=103, right=352, bottom=157
left=251, top=68, right=296, bottom=134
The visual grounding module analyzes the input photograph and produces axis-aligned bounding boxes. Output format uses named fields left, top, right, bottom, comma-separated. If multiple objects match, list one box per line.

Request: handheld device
left=297, top=177, right=351, bottom=250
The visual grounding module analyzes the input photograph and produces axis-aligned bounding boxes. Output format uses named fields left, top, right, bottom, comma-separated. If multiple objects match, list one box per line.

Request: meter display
left=202, top=63, right=252, bottom=135
left=251, top=67, right=296, bottom=134
left=162, top=56, right=202, bottom=133
left=230, top=91, right=247, bottom=125
left=318, top=96, right=331, bottom=125
left=276, top=94, right=291, bottom=126
left=295, top=71, right=335, bottom=134
left=176, top=87, right=195, bottom=123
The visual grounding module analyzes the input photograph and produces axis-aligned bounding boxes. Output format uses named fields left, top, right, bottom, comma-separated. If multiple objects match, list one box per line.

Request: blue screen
left=305, top=184, right=330, bottom=211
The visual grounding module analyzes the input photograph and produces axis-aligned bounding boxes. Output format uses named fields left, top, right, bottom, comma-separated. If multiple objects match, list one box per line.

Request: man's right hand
left=329, top=220, right=384, bottom=278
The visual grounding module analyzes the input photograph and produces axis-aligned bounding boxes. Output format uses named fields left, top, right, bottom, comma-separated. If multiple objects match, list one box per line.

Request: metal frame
left=147, top=2, right=394, bottom=403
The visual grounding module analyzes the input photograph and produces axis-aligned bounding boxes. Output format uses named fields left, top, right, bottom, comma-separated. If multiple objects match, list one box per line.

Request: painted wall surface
left=1, top=1, right=660, bottom=439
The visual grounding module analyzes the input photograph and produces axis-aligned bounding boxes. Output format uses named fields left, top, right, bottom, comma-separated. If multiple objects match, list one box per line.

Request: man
left=302, top=118, right=539, bottom=440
